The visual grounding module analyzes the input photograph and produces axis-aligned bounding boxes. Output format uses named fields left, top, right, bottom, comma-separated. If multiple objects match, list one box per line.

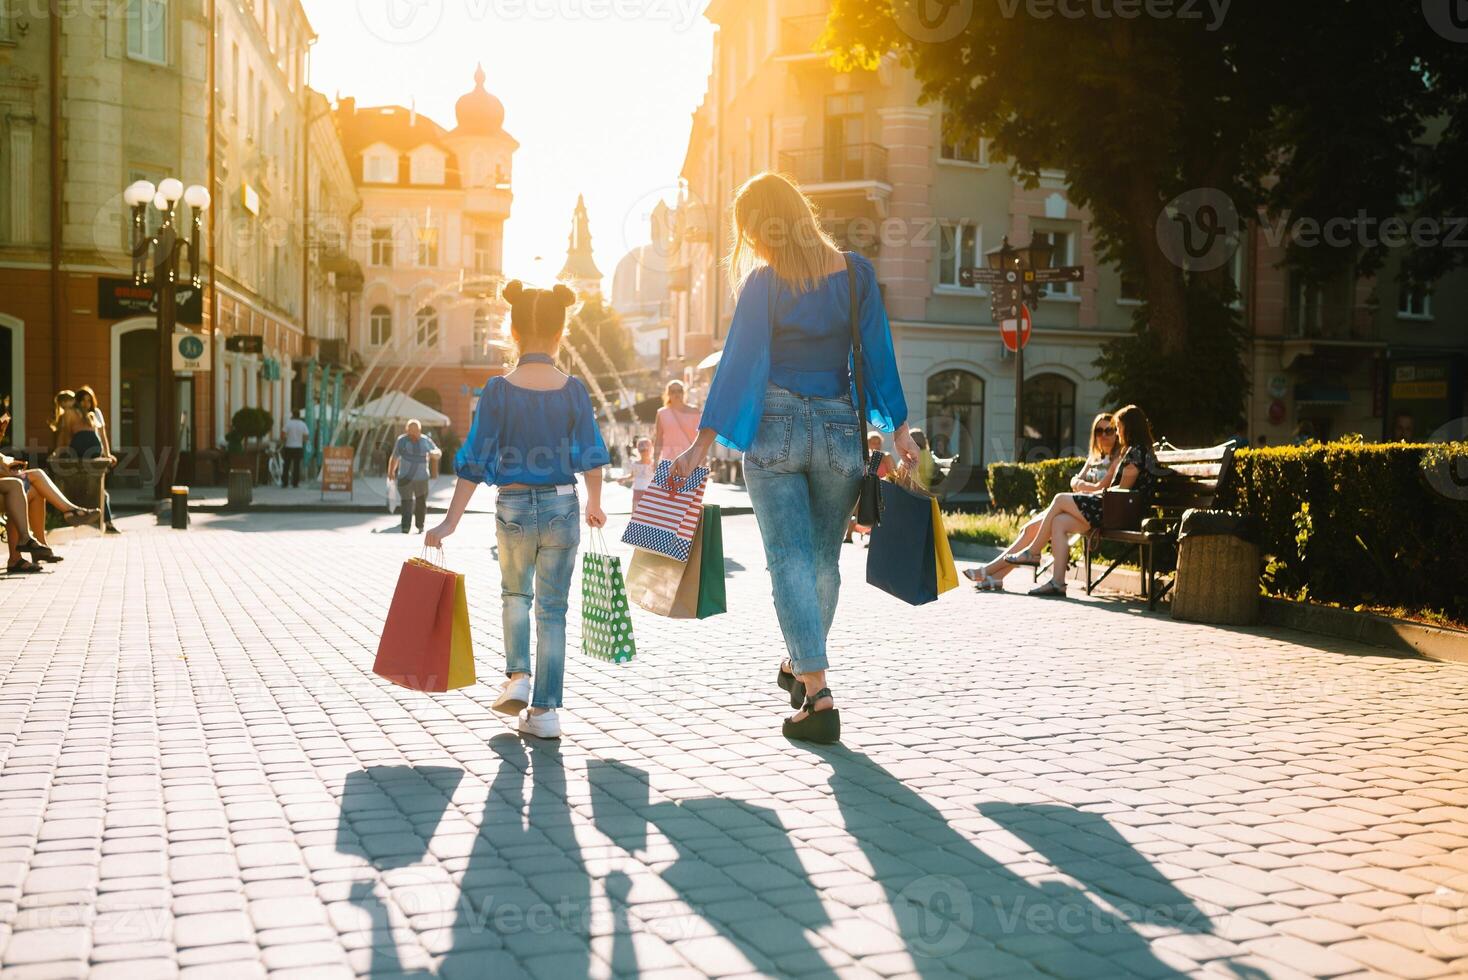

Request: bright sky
left=300, top=0, right=716, bottom=291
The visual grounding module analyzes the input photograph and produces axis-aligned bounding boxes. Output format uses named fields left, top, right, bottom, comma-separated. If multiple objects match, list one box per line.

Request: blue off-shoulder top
left=455, top=375, right=610, bottom=486
left=699, top=253, right=908, bottom=453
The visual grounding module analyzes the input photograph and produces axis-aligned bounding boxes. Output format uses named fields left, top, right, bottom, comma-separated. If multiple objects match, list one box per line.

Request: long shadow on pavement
left=809, top=746, right=1270, bottom=979
left=588, top=758, right=839, bottom=978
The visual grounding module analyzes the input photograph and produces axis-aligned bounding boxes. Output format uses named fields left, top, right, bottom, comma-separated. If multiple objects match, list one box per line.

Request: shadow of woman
left=810, top=746, right=1269, bottom=979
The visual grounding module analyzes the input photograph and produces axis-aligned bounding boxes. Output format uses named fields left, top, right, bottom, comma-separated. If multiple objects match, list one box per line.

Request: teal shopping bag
left=695, top=505, right=726, bottom=619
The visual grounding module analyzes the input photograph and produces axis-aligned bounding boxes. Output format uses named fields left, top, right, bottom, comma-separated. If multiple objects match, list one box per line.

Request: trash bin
left=1171, top=509, right=1260, bottom=625
left=227, top=469, right=253, bottom=510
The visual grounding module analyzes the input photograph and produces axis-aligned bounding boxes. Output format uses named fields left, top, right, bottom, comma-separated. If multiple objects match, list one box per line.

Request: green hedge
left=1218, top=443, right=1468, bottom=622
left=987, top=457, right=1086, bottom=512
left=985, top=443, right=1468, bottom=621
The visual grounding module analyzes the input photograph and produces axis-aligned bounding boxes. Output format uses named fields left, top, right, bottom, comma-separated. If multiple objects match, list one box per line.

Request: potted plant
left=226, top=407, right=274, bottom=486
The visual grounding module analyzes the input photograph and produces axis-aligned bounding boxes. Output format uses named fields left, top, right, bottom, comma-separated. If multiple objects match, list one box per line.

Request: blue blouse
left=455, top=375, right=610, bottom=487
left=699, top=253, right=908, bottom=453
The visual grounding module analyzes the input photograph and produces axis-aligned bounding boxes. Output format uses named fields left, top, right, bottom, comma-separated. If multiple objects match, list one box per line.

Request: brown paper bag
left=627, top=512, right=706, bottom=618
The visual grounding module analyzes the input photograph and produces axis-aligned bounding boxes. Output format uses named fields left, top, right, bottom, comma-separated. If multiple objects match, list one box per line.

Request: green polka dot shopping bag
left=582, top=529, right=637, bottom=664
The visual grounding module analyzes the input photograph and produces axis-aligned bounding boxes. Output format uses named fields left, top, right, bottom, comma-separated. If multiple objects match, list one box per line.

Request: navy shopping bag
left=867, top=479, right=939, bottom=605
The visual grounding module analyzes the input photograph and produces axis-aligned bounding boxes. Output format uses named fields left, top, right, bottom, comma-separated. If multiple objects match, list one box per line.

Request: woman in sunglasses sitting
left=965, top=412, right=1121, bottom=592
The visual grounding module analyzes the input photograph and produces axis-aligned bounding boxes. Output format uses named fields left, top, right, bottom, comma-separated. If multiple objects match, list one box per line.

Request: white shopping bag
left=386, top=477, right=400, bottom=514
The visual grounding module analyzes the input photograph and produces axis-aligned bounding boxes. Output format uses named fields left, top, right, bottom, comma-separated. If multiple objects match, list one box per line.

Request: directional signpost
left=963, top=236, right=1085, bottom=460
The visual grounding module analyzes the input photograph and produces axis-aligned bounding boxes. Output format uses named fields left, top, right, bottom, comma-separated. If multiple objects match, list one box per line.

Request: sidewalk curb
left=1259, top=598, right=1468, bottom=666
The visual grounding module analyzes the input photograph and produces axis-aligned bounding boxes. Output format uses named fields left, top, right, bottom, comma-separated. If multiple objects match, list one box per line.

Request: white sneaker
left=518, top=710, right=561, bottom=739
left=493, top=676, right=530, bottom=716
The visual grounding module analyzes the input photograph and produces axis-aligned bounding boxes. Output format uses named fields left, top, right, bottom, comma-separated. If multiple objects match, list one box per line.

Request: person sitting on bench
left=966, top=411, right=1121, bottom=591
left=1004, top=404, right=1161, bottom=598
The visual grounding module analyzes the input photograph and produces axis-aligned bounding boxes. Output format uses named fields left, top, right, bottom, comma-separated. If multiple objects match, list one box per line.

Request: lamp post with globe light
left=122, top=178, right=211, bottom=500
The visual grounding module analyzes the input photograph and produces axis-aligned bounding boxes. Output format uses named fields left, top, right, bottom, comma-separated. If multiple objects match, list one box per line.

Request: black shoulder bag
left=846, top=253, right=885, bottom=528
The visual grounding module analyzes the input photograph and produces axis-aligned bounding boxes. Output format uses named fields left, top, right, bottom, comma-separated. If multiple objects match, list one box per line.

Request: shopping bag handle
left=589, top=527, right=611, bottom=556
left=417, top=544, right=447, bottom=569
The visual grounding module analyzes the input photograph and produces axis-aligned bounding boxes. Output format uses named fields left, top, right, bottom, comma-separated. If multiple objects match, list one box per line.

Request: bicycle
left=265, top=443, right=284, bottom=487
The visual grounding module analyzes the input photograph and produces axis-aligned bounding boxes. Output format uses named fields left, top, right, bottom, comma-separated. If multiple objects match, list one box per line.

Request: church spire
left=559, top=194, right=604, bottom=295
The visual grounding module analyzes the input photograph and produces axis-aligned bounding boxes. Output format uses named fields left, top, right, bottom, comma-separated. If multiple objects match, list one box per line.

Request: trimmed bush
left=987, top=457, right=1085, bottom=512
left=1219, top=443, right=1468, bottom=622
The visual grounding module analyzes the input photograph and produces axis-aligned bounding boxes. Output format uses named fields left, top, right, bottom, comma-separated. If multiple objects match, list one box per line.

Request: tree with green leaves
left=826, top=0, right=1467, bottom=440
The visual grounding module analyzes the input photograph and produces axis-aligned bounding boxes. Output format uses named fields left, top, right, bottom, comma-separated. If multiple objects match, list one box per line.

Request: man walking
left=388, top=419, right=441, bottom=534
left=281, top=410, right=310, bottom=488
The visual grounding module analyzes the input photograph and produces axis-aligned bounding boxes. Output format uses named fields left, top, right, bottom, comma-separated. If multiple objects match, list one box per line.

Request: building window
left=473, top=308, right=492, bottom=348
left=126, top=0, right=168, bottom=65
left=1022, top=373, right=1077, bottom=462
left=473, top=233, right=495, bottom=274
left=1118, top=270, right=1144, bottom=304
left=937, top=222, right=981, bottom=289
left=926, top=370, right=986, bottom=494
left=1290, top=274, right=1325, bottom=337
left=370, top=227, right=394, bottom=267
left=823, top=93, right=865, bottom=181
left=246, top=68, right=255, bottom=141
left=369, top=306, right=392, bottom=346
left=1033, top=229, right=1077, bottom=298
left=0, top=2, right=11, bottom=41
left=415, top=307, right=439, bottom=348
left=364, top=151, right=398, bottom=184
left=940, top=135, right=986, bottom=165
left=1398, top=281, right=1433, bottom=320
left=417, top=227, right=439, bottom=268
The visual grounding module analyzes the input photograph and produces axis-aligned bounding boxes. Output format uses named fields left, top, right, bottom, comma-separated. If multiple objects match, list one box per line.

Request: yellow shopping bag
left=446, top=572, right=476, bottom=689
left=932, top=498, right=959, bottom=595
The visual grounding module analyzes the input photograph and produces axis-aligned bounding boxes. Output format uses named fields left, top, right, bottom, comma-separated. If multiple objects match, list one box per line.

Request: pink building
left=334, top=66, right=518, bottom=441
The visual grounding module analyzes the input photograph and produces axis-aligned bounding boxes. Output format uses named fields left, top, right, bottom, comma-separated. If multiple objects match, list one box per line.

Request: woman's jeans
left=743, top=384, right=862, bottom=677
left=495, top=487, right=580, bottom=709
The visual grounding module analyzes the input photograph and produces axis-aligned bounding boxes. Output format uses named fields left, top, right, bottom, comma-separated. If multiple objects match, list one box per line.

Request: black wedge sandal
left=18, top=539, right=60, bottom=563
left=775, top=661, right=806, bottom=710
left=782, top=688, right=840, bottom=744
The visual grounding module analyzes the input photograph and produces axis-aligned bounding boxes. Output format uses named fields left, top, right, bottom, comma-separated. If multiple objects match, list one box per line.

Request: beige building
left=0, top=0, right=360, bottom=484
left=333, top=66, right=517, bottom=443
left=671, top=0, right=1135, bottom=495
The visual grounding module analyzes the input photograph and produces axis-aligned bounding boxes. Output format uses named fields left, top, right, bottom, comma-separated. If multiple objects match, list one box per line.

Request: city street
left=1, top=510, right=1467, bottom=979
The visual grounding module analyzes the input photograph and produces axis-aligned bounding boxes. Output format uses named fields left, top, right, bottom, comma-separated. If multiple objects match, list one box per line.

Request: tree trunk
left=1128, top=178, right=1189, bottom=356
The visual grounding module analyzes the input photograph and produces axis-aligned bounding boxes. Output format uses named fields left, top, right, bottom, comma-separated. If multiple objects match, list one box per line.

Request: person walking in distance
left=427, top=280, right=609, bottom=740
left=281, top=410, right=310, bottom=488
left=653, top=380, right=700, bottom=467
left=388, top=419, right=441, bottom=534
left=670, top=172, right=918, bottom=744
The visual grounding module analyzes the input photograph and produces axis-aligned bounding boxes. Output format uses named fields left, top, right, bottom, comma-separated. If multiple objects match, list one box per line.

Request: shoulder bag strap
left=845, top=253, right=872, bottom=471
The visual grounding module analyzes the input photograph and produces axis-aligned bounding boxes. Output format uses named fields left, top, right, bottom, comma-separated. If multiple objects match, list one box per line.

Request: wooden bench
left=1084, top=442, right=1237, bottom=610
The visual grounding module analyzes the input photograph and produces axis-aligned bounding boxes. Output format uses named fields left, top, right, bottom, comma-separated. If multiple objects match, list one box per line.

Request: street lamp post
left=124, top=178, right=211, bottom=500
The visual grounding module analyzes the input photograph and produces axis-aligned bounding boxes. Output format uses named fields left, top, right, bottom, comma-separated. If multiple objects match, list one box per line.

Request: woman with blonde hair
left=671, top=172, right=918, bottom=743
left=965, top=412, right=1121, bottom=590
left=653, top=379, right=700, bottom=467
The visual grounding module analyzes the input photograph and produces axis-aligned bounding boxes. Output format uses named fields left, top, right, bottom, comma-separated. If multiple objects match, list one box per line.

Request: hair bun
left=502, top=280, right=525, bottom=304
left=551, top=283, right=576, bottom=308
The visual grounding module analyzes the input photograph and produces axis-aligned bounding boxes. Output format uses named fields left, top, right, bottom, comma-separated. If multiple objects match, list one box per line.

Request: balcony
left=460, top=271, right=504, bottom=300
left=462, top=187, right=513, bottom=219
left=779, top=144, right=889, bottom=188
left=778, top=14, right=830, bottom=59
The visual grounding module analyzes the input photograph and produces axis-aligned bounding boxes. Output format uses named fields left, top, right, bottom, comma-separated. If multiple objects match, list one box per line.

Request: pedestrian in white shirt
left=281, top=410, right=311, bottom=488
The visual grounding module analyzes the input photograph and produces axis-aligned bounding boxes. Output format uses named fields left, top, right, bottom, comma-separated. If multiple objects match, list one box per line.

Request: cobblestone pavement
left=2, top=509, right=1467, bottom=980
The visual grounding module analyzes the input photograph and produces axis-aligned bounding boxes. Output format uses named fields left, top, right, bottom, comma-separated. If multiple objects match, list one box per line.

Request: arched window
left=1022, top=373, right=1077, bottom=461
left=472, top=307, right=492, bottom=349
left=369, top=305, right=392, bottom=346
left=415, top=306, right=439, bottom=348
left=926, top=369, right=985, bottom=495
left=413, top=387, right=443, bottom=413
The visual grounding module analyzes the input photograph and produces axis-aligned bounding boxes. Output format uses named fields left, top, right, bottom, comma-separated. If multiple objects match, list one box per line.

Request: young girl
left=426, top=281, right=608, bottom=740
left=618, top=437, right=655, bottom=512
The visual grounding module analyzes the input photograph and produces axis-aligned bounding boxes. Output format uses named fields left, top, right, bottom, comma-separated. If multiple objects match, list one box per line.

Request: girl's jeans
left=495, top=487, right=580, bottom=709
left=743, top=384, right=862, bottom=677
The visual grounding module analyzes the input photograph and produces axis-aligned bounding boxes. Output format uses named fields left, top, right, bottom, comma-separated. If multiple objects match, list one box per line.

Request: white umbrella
left=696, top=349, right=722, bottom=372
left=346, top=391, right=451, bottom=428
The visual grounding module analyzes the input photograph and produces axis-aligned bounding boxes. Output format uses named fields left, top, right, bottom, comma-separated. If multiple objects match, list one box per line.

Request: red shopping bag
left=374, top=558, right=457, bottom=692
